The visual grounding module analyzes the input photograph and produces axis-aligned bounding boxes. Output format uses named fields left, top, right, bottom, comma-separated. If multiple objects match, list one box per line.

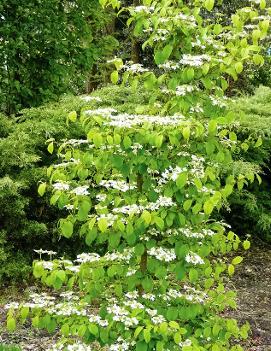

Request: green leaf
left=203, top=201, right=214, bottom=215
left=68, top=111, right=77, bottom=122
left=143, top=329, right=151, bottom=343
left=111, top=70, right=119, bottom=84
left=47, top=142, right=54, bottom=154
left=136, top=341, right=148, bottom=351
left=78, top=200, right=91, bottom=221
left=235, top=62, right=243, bottom=74
left=154, top=44, right=173, bottom=65
left=154, top=216, right=164, bottom=230
left=228, top=264, right=235, bottom=276
left=98, top=218, right=109, bottom=232
left=141, top=210, right=152, bottom=225
left=38, top=183, right=47, bottom=197
left=182, top=126, right=191, bottom=140
left=20, top=306, right=29, bottom=320
left=61, top=220, right=73, bottom=238
left=134, top=326, right=144, bottom=338
left=93, top=133, right=103, bottom=147
left=204, top=0, right=214, bottom=11
left=7, top=317, right=16, bottom=332
left=255, top=137, right=262, bottom=148
left=189, top=268, right=198, bottom=282
left=232, top=256, right=243, bottom=265
left=183, top=199, right=193, bottom=211
left=61, top=324, right=70, bottom=337
left=89, top=323, right=99, bottom=335
left=243, top=240, right=250, bottom=250
left=176, top=172, right=188, bottom=189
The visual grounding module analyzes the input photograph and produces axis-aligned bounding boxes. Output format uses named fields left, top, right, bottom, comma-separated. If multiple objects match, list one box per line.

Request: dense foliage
left=0, top=87, right=151, bottom=282
left=0, top=97, right=85, bottom=281
left=225, top=86, right=271, bottom=241
left=0, top=0, right=117, bottom=115
left=4, top=1, right=271, bottom=351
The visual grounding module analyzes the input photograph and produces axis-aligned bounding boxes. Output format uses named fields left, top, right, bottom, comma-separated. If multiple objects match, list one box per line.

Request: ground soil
left=0, top=239, right=271, bottom=350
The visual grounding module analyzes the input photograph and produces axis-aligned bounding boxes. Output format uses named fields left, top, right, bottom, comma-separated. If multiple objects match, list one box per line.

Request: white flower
left=80, top=96, right=102, bottom=102
left=42, top=261, right=54, bottom=270
left=148, top=247, right=176, bottom=262
left=133, top=5, right=155, bottom=14
left=185, top=251, right=205, bottom=265
left=96, top=193, right=107, bottom=202
left=52, top=182, right=70, bottom=191
left=71, top=186, right=89, bottom=196
left=100, top=180, right=136, bottom=192
left=151, top=314, right=166, bottom=324
left=180, top=54, right=211, bottom=67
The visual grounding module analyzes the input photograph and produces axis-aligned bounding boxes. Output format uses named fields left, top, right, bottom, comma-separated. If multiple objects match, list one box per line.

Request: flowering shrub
left=6, top=0, right=270, bottom=350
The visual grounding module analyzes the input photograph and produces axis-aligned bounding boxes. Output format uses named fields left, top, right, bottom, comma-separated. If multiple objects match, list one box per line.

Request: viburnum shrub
left=6, top=0, right=270, bottom=350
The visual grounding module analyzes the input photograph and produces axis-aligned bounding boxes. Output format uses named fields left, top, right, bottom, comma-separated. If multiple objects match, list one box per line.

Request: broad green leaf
left=7, top=317, right=16, bottom=332
left=111, top=70, right=119, bottom=84
left=204, top=0, right=214, bottom=11
left=47, top=142, right=54, bottom=154
left=61, top=220, right=73, bottom=238
left=176, top=172, right=188, bottom=189
left=232, top=256, right=243, bottom=265
left=38, top=183, right=46, bottom=197
left=98, top=218, right=109, bottom=232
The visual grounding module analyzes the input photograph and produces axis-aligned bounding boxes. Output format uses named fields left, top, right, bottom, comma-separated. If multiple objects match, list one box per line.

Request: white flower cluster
left=148, top=247, right=176, bottom=262
left=113, top=196, right=175, bottom=215
left=71, top=186, right=89, bottom=196
left=176, top=13, right=196, bottom=27
left=162, top=85, right=198, bottom=96
left=19, top=293, right=56, bottom=309
left=100, top=179, right=137, bottom=192
left=105, top=113, right=186, bottom=128
left=109, top=337, right=136, bottom=351
left=185, top=251, right=205, bottom=265
left=51, top=341, right=93, bottom=351
left=159, top=61, right=181, bottom=71
left=89, top=314, right=109, bottom=327
left=54, top=159, right=80, bottom=169
left=160, top=166, right=188, bottom=184
left=179, top=339, right=192, bottom=347
left=41, top=261, right=54, bottom=270
left=210, top=95, right=228, bottom=108
left=75, top=248, right=134, bottom=264
left=153, top=28, right=170, bottom=42
left=131, top=143, right=143, bottom=154
left=47, top=300, right=88, bottom=317
left=123, top=62, right=149, bottom=73
left=107, top=304, right=139, bottom=328
left=96, top=193, right=107, bottom=202
left=179, top=227, right=215, bottom=239
left=80, top=96, right=102, bottom=103
left=160, top=287, right=207, bottom=304
left=84, top=108, right=117, bottom=117
left=53, top=182, right=70, bottom=191
left=190, top=104, right=203, bottom=114
left=190, top=155, right=205, bottom=178
left=180, top=54, right=211, bottom=67
left=133, top=5, right=155, bottom=14
left=34, top=249, right=57, bottom=256
left=142, top=293, right=156, bottom=301
left=62, top=139, right=89, bottom=147
left=176, top=84, right=198, bottom=96
left=97, top=213, right=119, bottom=227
